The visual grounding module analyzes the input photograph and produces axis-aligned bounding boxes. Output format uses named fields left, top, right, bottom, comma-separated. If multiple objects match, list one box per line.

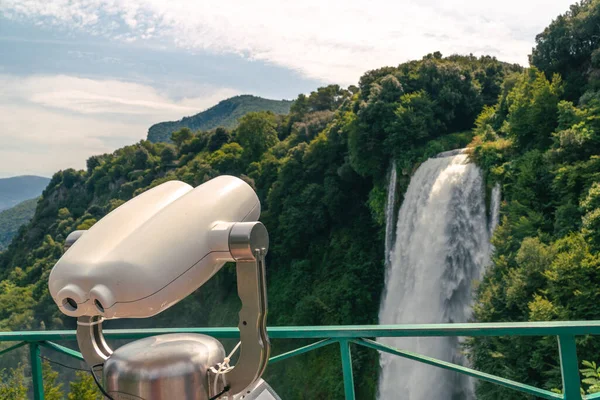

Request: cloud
left=0, top=103, right=139, bottom=177
left=0, top=0, right=575, bottom=84
left=0, top=74, right=239, bottom=177
left=1, top=75, right=238, bottom=118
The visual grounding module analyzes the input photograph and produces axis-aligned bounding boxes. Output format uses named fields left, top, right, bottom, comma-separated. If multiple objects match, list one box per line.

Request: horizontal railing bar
left=0, top=341, right=27, bottom=357
left=257, top=321, right=600, bottom=338
left=39, top=341, right=84, bottom=361
left=2, top=321, right=600, bottom=341
left=269, top=338, right=337, bottom=364
left=355, top=339, right=563, bottom=400
left=586, top=393, right=600, bottom=399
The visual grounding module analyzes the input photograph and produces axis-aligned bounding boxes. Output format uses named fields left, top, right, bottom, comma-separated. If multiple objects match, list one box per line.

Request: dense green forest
left=147, top=95, right=292, bottom=143
left=0, top=198, right=38, bottom=251
left=0, top=0, right=599, bottom=398
left=468, top=0, right=600, bottom=398
left=0, top=54, right=517, bottom=398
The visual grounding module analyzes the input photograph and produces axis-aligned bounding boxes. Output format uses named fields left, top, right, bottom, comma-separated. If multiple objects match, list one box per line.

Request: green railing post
left=558, top=335, right=582, bottom=400
left=29, top=342, right=44, bottom=400
left=339, top=339, right=356, bottom=400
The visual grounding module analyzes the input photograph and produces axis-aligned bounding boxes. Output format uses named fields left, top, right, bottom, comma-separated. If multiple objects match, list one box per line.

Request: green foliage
left=236, top=111, right=279, bottom=163
left=531, top=0, right=600, bottom=101
left=349, top=54, right=518, bottom=178
left=208, top=127, right=231, bottom=152
left=68, top=371, right=102, bottom=400
left=171, top=127, right=193, bottom=148
left=0, top=280, right=35, bottom=330
left=551, top=97, right=600, bottom=163
left=206, top=143, right=244, bottom=174
left=76, top=219, right=97, bottom=230
left=581, top=360, right=600, bottom=394
left=43, top=361, right=65, bottom=400
left=0, top=365, right=27, bottom=400
left=502, top=68, right=562, bottom=150
left=160, top=145, right=177, bottom=164
left=469, top=22, right=600, bottom=396
left=386, top=91, right=440, bottom=150
left=582, top=182, right=600, bottom=250
left=1, top=9, right=597, bottom=395
left=0, top=198, right=38, bottom=251
left=289, top=85, right=352, bottom=118
left=148, top=95, right=292, bottom=143
left=0, top=52, right=505, bottom=398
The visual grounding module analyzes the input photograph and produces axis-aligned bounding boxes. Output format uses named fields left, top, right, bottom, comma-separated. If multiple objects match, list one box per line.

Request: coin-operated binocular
left=49, top=176, right=274, bottom=399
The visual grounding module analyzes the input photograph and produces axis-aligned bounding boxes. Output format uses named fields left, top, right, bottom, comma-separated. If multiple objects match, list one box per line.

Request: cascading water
left=378, top=151, right=497, bottom=400
left=489, top=183, right=501, bottom=237
left=385, top=161, right=398, bottom=267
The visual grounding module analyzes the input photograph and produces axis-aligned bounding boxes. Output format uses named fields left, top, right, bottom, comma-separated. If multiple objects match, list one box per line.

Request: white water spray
left=489, top=183, right=501, bottom=237
left=378, top=152, right=495, bottom=400
left=385, top=162, right=398, bottom=267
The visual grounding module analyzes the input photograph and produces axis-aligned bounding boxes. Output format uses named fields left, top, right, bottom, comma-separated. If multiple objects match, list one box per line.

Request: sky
left=0, top=0, right=575, bottom=178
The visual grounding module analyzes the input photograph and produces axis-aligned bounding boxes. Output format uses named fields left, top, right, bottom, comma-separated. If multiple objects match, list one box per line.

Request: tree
left=86, top=155, right=105, bottom=173
left=206, top=143, right=243, bottom=173
left=62, top=169, right=82, bottom=189
left=582, top=183, right=600, bottom=250
left=531, top=0, right=600, bottom=100
left=133, top=146, right=150, bottom=170
left=290, top=94, right=310, bottom=116
left=57, top=208, right=71, bottom=220
left=503, top=68, right=562, bottom=149
left=236, top=111, right=279, bottom=163
left=43, top=361, right=65, bottom=400
left=0, top=365, right=27, bottom=400
left=76, top=218, right=97, bottom=230
left=180, top=133, right=209, bottom=155
left=306, top=85, right=349, bottom=111
left=551, top=99, right=600, bottom=162
left=386, top=91, right=440, bottom=151
left=0, top=280, right=34, bottom=330
left=378, top=75, right=403, bottom=103
left=68, top=371, right=102, bottom=400
left=208, top=127, right=231, bottom=152
left=171, top=127, right=193, bottom=148
left=160, top=146, right=177, bottom=164
left=348, top=75, right=403, bottom=177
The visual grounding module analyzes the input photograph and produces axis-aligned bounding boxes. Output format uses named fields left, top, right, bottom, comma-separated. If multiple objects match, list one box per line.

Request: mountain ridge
left=0, top=175, right=50, bottom=211
left=147, top=94, right=292, bottom=142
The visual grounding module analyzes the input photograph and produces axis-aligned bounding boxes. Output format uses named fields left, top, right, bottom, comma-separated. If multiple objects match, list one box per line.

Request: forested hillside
left=147, top=95, right=292, bottom=143
left=0, top=54, right=516, bottom=398
left=0, top=198, right=38, bottom=251
left=1, top=0, right=598, bottom=398
left=468, top=0, right=600, bottom=398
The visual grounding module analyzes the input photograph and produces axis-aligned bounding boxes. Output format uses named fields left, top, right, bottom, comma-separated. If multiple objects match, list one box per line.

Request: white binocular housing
left=49, top=175, right=262, bottom=319
left=48, top=175, right=272, bottom=399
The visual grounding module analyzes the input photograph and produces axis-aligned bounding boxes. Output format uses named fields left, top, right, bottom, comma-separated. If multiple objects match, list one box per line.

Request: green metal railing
left=2, top=321, right=600, bottom=399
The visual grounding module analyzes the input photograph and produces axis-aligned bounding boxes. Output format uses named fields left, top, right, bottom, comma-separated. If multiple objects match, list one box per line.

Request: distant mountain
left=147, top=95, right=293, bottom=142
left=0, top=175, right=50, bottom=211
left=0, top=198, right=38, bottom=251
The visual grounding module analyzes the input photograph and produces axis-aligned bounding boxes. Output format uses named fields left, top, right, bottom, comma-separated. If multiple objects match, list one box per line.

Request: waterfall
left=378, top=152, right=492, bottom=400
left=489, top=183, right=501, bottom=237
left=385, top=162, right=398, bottom=267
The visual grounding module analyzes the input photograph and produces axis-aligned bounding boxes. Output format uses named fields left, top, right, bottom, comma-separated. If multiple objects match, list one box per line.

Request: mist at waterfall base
left=378, top=151, right=499, bottom=400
